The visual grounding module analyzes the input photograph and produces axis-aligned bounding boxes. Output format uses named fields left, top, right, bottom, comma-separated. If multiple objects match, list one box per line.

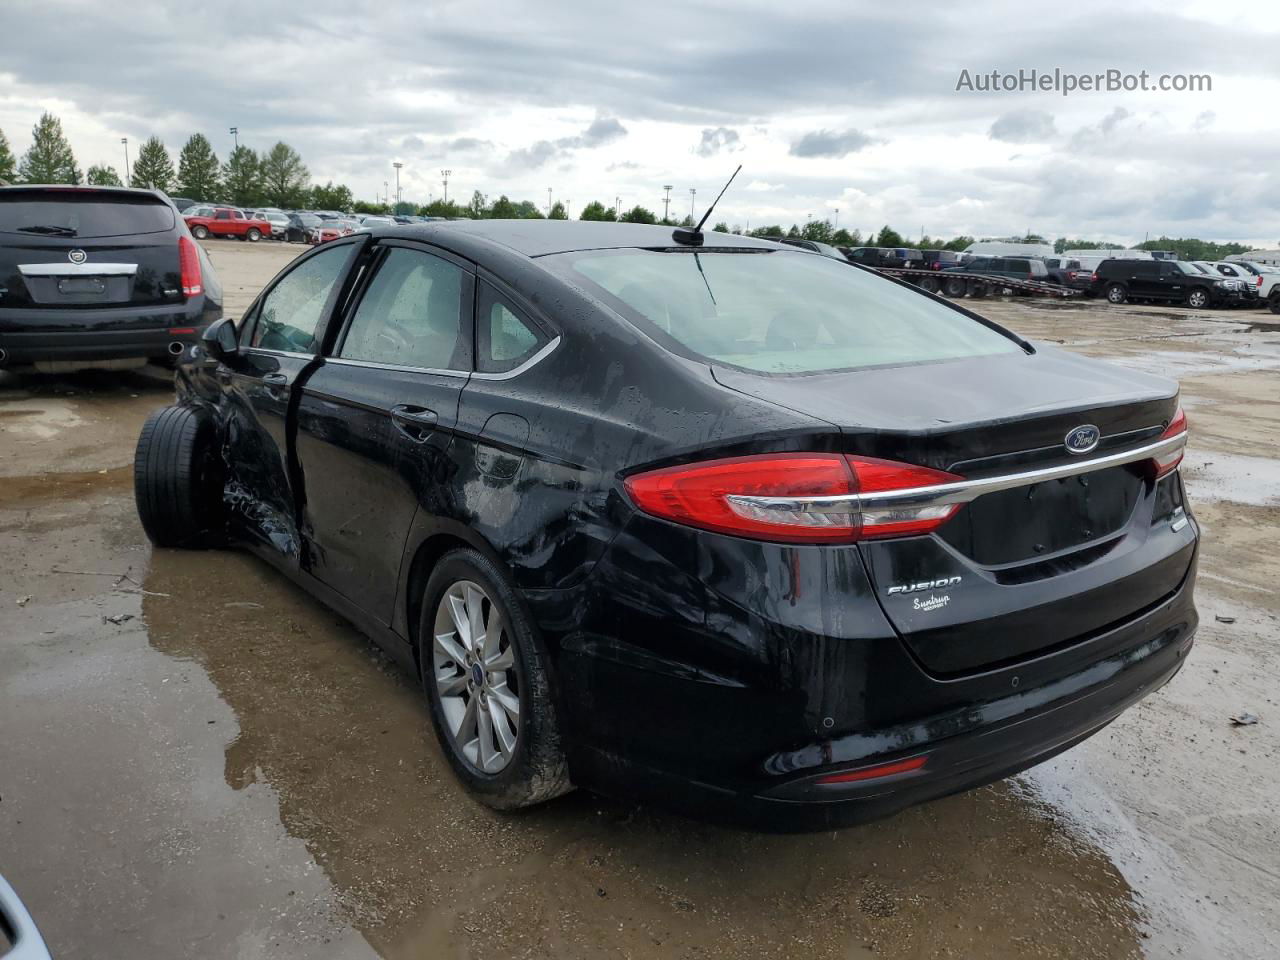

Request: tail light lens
left=1090, top=272, right=1098, bottom=283
left=1151, top=407, right=1188, bottom=479
left=178, top=235, right=203, bottom=297
left=623, top=453, right=963, bottom=544
left=1257, top=275, right=1264, bottom=288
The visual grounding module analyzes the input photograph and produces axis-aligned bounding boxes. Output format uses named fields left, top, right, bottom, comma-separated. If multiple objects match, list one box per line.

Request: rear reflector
left=168, top=327, right=196, bottom=335
left=816, top=755, right=928, bottom=784
left=1151, top=407, right=1188, bottom=479
left=624, top=453, right=963, bottom=544
left=178, top=235, right=203, bottom=297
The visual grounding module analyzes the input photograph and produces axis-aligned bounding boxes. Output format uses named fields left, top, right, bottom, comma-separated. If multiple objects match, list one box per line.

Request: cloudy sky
left=3, top=0, right=1278, bottom=245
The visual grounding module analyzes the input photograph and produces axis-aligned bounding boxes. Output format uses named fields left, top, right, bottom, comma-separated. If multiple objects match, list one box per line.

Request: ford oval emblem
left=1064, top=424, right=1101, bottom=455
left=68, top=248, right=87, bottom=264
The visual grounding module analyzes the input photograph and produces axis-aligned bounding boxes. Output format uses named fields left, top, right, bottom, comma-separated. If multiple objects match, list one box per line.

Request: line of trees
left=0, top=112, right=1260, bottom=260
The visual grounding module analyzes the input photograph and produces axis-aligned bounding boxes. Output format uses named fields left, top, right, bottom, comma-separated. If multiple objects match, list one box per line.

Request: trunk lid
left=0, top=188, right=182, bottom=310
left=714, top=347, right=1191, bottom=674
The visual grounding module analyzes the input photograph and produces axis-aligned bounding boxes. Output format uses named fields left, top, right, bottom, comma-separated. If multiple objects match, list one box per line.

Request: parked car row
left=171, top=197, right=452, bottom=245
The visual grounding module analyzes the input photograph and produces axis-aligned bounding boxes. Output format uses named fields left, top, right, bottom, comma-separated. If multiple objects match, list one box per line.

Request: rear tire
left=967, top=279, right=990, bottom=299
left=246, top=228, right=261, bottom=242
left=918, top=276, right=940, bottom=294
left=418, top=548, right=572, bottom=810
left=1105, top=282, right=1127, bottom=304
left=943, top=277, right=967, bottom=298
left=191, top=224, right=209, bottom=239
left=133, top=405, right=225, bottom=548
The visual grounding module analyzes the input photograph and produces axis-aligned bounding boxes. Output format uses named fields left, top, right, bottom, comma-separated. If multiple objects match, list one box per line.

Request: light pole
left=441, top=169, right=451, bottom=206
left=393, top=161, right=403, bottom=210
left=615, top=195, right=620, bottom=218
left=547, top=187, right=552, bottom=215
left=383, top=181, right=389, bottom=208
left=230, top=126, right=238, bottom=151
left=834, top=208, right=839, bottom=230
left=121, top=138, right=130, bottom=183
left=689, top=188, right=696, bottom=221
left=662, top=185, right=672, bottom=222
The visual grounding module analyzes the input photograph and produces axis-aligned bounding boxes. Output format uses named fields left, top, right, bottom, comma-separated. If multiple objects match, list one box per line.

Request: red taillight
left=1151, top=407, right=1188, bottom=479
left=1257, top=275, right=1264, bottom=288
left=1090, top=272, right=1098, bottom=283
left=816, top=755, right=928, bottom=785
left=623, top=453, right=963, bottom=544
left=178, top=235, right=203, bottom=297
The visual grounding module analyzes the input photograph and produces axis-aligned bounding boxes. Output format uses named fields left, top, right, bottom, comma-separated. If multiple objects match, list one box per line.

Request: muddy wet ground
left=2, top=244, right=1277, bottom=959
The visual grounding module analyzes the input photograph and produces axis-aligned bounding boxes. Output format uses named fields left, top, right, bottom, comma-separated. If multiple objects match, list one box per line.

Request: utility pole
left=393, top=161, right=403, bottom=210
left=121, top=138, right=130, bottom=183
left=441, top=169, right=451, bottom=206
left=662, top=184, right=672, bottom=222
left=230, top=126, right=239, bottom=151
left=689, top=187, right=696, bottom=221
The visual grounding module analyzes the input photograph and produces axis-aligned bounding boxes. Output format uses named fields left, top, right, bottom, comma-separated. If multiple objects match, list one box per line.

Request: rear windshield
left=559, top=249, right=1022, bottom=374
left=0, top=190, right=175, bottom=238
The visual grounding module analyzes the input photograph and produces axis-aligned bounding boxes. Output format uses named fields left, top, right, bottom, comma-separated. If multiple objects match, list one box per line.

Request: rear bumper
left=552, top=507, right=1198, bottom=831
left=0, top=300, right=219, bottom=363
left=569, top=578, right=1195, bottom=831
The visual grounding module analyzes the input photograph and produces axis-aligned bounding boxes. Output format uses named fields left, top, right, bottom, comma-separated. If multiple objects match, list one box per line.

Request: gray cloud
left=790, top=128, right=876, bottom=158
left=988, top=110, right=1056, bottom=143
left=695, top=126, right=741, bottom=157
left=1193, top=110, right=1215, bottom=131
left=504, top=115, right=628, bottom=170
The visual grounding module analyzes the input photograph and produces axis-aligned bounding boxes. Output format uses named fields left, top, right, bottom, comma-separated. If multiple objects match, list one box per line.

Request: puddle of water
left=0, top=397, right=84, bottom=440
left=1181, top=450, right=1280, bottom=507
left=133, top=544, right=1151, bottom=959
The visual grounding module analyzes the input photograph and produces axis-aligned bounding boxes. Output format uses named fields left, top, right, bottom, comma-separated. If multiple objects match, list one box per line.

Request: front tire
left=918, top=276, right=940, bottom=294
left=1187, top=288, right=1210, bottom=309
left=133, top=405, right=224, bottom=548
left=1105, top=282, right=1128, bottom=304
left=419, top=549, right=572, bottom=810
left=943, top=277, right=967, bottom=298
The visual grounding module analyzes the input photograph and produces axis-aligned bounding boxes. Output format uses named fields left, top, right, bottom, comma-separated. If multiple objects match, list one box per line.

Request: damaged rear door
left=220, top=238, right=365, bottom=561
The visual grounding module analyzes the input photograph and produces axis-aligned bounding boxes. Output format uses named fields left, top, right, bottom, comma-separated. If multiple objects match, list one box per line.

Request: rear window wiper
left=15, top=224, right=78, bottom=236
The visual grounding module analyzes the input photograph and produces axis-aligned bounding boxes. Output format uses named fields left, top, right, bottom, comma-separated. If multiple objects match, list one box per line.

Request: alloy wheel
left=431, top=580, right=521, bottom=774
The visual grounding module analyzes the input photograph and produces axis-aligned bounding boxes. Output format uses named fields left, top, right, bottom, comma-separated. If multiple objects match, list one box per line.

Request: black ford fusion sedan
left=134, top=220, right=1197, bottom=830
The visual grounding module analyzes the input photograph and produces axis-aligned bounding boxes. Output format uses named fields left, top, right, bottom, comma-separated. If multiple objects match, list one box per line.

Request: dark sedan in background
left=133, top=221, right=1197, bottom=829
left=0, top=185, right=222, bottom=372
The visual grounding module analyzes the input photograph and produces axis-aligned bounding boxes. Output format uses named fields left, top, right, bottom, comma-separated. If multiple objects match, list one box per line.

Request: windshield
left=0, top=191, right=175, bottom=238
left=1175, top=261, right=1202, bottom=275
left=561, top=249, right=1022, bottom=374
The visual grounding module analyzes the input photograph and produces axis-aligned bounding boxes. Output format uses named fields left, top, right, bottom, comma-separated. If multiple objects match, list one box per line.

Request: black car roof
left=370, top=219, right=781, bottom=258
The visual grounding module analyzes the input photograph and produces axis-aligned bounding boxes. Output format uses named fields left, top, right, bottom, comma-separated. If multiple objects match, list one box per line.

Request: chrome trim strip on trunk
left=729, top=431, right=1188, bottom=516
left=18, top=262, right=139, bottom=277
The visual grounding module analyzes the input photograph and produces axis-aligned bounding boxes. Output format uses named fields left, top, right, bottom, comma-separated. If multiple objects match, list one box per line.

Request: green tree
left=512, top=199, right=544, bottom=219
left=221, top=146, right=262, bottom=207
left=466, top=190, right=488, bottom=219
left=86, top=164, right=123, bottom=186
left=130, top=136, right=175, bottom=192
left=943, top=235, right=975, bottom=252
left=802, top=219, right=835, bottom=243
left=548, top=200, right=568, bottom=220
left=489, top=194, right=520, bottom=219
left=712, top=221, right=730, bottom=233
left=420, top=199, right=462, bottom=218
left=352, top=199, right=390, bottom=215
left=18, top=112, right=80, bottom=184
left=176, top=133, right=220, bottom=201
left=750, top=225, right=785, bottom=239
left=579, top=200, right=616, bottom=222
left=620, top=205, right=657, bottom=224
left=832, top=228, right=854, bottom=246
left=874, top=225, right=905, bottom=247
left=0, top=127, right=15, bottom=183
left=259, top=141, right=309, bottom=207
left=311, top=181, right=355, bottom=210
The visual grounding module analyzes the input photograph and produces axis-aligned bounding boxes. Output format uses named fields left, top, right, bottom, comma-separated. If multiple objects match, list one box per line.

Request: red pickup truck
left=183, top=206, right=272, bottom=242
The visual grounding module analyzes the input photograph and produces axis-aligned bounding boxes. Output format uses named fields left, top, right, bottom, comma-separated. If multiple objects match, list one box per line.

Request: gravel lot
left=1, top=239, right=1276, bottom=959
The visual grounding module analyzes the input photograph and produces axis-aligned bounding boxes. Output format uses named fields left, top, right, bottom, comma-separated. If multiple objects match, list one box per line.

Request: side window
left=215, top=209, right=230, bottom=220
left=477, top=283, right=550, bottom=374
left=250, top=244, right=351, bottom=353
left=339, top=247, right=468, bottom=370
